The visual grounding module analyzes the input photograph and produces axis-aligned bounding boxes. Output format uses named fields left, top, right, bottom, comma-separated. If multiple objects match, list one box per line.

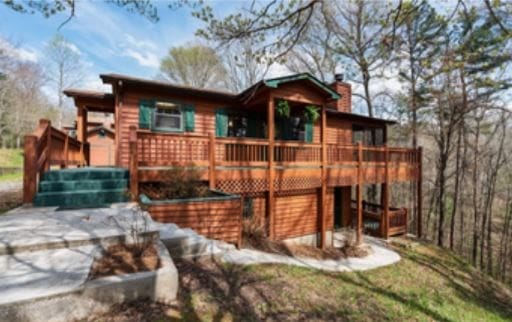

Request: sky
left=0, top=1, right=246, bottom=95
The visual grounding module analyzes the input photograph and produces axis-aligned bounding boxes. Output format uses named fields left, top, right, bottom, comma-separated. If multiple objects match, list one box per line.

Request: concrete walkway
left=0, top=204, right=178, bottom=322
left=1, top=204, right=158, bottom=254
left=220, top=237, right=400, bottom=272
left=0, top=245, right=98, bottom=304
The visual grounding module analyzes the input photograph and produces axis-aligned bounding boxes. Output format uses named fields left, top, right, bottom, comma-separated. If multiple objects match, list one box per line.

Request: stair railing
left=23, top=119, right=88, bottom=203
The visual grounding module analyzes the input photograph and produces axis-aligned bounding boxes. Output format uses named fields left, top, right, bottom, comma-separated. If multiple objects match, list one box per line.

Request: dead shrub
left=140, top=167, right=213, bottom=200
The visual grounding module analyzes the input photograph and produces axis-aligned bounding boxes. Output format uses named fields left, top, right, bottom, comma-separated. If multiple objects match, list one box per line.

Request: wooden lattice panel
left=215, top=179, right=268, bottom=194
left=274, top=176, right=322, bottom=191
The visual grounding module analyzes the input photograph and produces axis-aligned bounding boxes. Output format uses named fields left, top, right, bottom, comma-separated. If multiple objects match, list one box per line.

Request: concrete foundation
left=282, top=231, right=334, bottom=247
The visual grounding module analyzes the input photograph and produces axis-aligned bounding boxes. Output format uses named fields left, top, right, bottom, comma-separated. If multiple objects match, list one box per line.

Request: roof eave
left=263, top=73, right=341, bottom=100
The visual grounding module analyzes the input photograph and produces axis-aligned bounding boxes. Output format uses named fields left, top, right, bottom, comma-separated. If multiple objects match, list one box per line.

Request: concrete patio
left=0, top=203, right=178, bottom=322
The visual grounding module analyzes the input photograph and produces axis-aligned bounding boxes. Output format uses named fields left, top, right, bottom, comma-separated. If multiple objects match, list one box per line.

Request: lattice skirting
left=215, top=179, right=268, bottom=194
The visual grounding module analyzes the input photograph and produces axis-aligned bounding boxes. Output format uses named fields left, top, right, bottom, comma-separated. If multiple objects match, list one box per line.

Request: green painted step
left=38, top=179, right=129, bottom=193
left=33, top=189, right=128, bottom=208
left=42, top=167, right=128, bottom=182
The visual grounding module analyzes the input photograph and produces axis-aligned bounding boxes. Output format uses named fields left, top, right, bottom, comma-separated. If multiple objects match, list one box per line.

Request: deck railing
left=350, top=200, right=408, bottom=238
left=134, top=131, right=419, bottom=168
left=23, top=119, right=88, bottom=203
left=129, top=128, right=420, bottom=197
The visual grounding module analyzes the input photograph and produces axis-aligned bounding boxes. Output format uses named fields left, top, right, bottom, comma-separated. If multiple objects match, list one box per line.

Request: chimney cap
left=334, top=73, right=344, bottom=82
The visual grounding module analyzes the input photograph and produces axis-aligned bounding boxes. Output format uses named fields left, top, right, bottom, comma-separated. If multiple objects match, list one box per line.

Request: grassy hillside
left=0, top=148, right=23, bottom=167
left=93, top=240, right=512, bottom=321
left=0, top=149, right=23, bottom=182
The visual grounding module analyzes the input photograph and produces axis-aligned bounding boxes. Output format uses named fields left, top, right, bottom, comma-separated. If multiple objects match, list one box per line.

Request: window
left=276, top=116, right=306, bottom=141
left=352, top=125, right=385, bottom=146
left=227, top=114, right=248, bottom=137
left=153, top=102, right=182, bottom=131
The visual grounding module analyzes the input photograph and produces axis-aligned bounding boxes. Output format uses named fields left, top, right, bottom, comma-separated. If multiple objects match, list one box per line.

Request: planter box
left=140, top=190, right=242, bottom=247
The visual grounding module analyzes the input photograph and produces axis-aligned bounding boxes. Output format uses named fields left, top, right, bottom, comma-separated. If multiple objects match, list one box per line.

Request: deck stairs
left=33, top=167, right=129, bottom=208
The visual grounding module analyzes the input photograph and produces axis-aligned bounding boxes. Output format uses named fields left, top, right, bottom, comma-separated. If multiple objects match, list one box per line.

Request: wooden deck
left=131, top=130, right=420, bottom=192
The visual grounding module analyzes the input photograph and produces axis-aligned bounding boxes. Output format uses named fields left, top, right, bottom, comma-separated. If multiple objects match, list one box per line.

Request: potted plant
left=304, top=105, right=320, bottom=123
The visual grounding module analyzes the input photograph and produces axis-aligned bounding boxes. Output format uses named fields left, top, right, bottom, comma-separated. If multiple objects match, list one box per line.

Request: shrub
left=140, top=167, right=212, bottom=200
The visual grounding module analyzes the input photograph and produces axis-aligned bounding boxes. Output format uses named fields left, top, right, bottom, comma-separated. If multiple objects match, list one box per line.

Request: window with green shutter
left=138, top=99, right=154, bottom=129
left=183, top=104, right=195, bottom=132
left=305, top=120, right=313, bottom=143
left=215, top=108, right=228, bottom=137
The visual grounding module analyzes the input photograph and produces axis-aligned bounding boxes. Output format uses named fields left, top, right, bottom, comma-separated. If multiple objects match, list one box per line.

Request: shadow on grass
left=175, top=257, right=353, bottom=321
left=400, top=245, right=512, bottom=320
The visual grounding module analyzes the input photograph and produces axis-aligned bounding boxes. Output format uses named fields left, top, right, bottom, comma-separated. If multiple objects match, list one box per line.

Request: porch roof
left=63, top=89, right=115, bottom=113
left=327, top=109, right=397, bottom=126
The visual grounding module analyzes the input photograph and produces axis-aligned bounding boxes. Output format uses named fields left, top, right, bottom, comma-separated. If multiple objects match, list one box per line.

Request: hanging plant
left=304, top=105, right=320, bottom=123
left=276, top=100, right=290, bottom=118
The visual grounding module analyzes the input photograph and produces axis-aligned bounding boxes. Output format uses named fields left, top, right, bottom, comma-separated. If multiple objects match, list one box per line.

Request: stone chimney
left=330, top=73, right=352, bottom=113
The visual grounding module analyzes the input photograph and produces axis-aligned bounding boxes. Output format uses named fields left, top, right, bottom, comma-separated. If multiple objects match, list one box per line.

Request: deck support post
left=267, top=95, right=275, bottom=240
left=417, top=146, right=423, bottom=238
left=356, top=142, right=363, bottom=245
left=319, top=104, right=327, bottom=249
left=63, top=134, right=69, bottom=169
left=76, top=106, right=88, bottom=166
left=209, top=133, right=216, bottom=189
left=23, top=135, right=37, bottom=203
left=128, top=125, right=138, bottom=201
left=383, top=144, right=390, bottom=239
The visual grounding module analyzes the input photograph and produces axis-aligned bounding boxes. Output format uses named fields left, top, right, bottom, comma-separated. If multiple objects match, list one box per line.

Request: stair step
left=41, top=168, right=128, bottom=182
left=33, top=189, right=128, bottom=208
left=38, top=179, right=129, bottom=193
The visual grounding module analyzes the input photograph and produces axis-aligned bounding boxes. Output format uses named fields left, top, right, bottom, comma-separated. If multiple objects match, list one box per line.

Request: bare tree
left=44, top=34, right=84, bottom=128
left=222, top=39, right=270, bottom=92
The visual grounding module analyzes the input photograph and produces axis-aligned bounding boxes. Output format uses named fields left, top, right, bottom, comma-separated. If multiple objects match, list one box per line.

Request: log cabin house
left=23, top=72, right=422, bottom=248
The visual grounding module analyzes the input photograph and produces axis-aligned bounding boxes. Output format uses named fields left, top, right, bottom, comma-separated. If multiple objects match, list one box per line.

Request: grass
left=91, top=240, right=512, bottom=321
left=0, top=148, right=23, bottom=183
left=0, top=171, right=22, bottom=182
left=0, top=148, right=23, bottom=167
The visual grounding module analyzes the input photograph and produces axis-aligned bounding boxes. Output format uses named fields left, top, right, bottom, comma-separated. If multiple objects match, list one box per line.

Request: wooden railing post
left=319, top=104, right=327, bottom=248
left=23, top=135, right=37, bottom=203
left=383, top=144, right=390, bottom=239
left=209, top=132, right=216, bottom=189
left=267, top=96, right=275, bottom=240
left=417, top=146, right=423, bottom=238
left=63, top=134, right=69, bottom=169
left=356, top=142, right=363, bottom=245
left=129, top=126, right=138, bottom=201
left=38, top=119, right=51, bottom=171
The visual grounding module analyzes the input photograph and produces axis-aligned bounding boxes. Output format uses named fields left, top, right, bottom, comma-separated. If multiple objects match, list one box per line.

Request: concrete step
left=0, top=205, right=159, bottom=255
left=41, top=167, right=128, bottom=182
left=33, top=189, right=128, bottom=208
left=38, top=179, right=129, bottom=193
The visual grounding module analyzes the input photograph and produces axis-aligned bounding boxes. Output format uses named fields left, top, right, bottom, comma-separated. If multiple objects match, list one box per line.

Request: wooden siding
left=88, top=132, right=115, bottom=166
left=118, top=87, right=220, bottom=167
left=274, top=189, right=333, bottom=240
left=147, top=198, right=242, bottom=246
left=326, top=118, right=352, bottom=145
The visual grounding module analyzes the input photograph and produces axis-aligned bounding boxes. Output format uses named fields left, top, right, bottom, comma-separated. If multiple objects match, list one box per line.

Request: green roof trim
left=263, top=73, right=341, bottom=100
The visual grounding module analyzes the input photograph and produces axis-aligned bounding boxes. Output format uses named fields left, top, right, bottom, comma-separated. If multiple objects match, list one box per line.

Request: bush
left=140, top=167, right=212, bottom=200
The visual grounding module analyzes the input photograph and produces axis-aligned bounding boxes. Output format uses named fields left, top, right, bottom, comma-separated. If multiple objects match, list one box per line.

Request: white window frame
left=152, top=101, right=183, bottom=132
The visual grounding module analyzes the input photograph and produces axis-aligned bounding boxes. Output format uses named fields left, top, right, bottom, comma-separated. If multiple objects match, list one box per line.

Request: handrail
left=134, top=132, right=419, bottom=167
left=23, top=119, right=88, bottom=203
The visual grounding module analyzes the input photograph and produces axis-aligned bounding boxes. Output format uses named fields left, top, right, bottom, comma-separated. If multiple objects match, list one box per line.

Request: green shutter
left=183, top=104, right=195, bottom=132
left=139, top=99, right=154, bottom=129
left=215, top=108, right=228, bottom=137
left=305, top=120, right=313, bottom=143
